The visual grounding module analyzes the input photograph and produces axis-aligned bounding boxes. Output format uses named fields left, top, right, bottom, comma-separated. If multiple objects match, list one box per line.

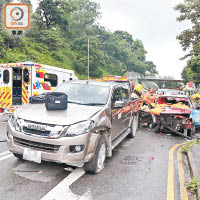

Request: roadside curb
left=187, top=144, right=200, bottom=200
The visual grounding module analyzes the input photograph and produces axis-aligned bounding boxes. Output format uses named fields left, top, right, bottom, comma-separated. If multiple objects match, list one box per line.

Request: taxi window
left=3, top=70, right=9, bottom=84
left=44, top=73, right=58, bottom=87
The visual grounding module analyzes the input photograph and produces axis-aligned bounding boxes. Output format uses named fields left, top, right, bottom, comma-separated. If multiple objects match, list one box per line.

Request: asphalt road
left=0, top=118, right=191, bottom=200
left=0, top=115, right=9, bottom=122
left=70, top=128, right=187, bottom=200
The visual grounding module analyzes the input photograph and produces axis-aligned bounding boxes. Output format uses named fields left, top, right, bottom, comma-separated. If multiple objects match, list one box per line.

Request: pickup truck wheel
left=85, top=136, right=106, bottom=174
left=135, top=113, right=139, bottom=129
left=127, top=115, right=138, bottom=138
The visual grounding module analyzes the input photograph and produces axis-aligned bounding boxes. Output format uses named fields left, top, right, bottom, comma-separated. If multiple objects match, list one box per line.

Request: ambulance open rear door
left=0, top=68, right=12, bottom=113
left=11, top=65, right=31, bottom=106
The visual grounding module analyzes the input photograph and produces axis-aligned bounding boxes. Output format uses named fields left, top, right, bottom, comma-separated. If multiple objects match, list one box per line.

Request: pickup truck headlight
left=9, top=111, right=22, bottom=131
left=63, top=121, right=94, bottom=137
left=9, top=111, right=18, bottom=128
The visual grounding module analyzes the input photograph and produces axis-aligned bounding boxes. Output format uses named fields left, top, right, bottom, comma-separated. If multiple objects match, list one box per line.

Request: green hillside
left=0, top=0, right=157, bottom=79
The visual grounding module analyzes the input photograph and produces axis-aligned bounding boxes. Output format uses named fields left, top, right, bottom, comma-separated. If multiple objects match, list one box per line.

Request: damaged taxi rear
left=150, top=95, right=195, bottom=138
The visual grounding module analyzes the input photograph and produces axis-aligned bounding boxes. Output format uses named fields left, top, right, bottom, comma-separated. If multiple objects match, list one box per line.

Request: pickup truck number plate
left=27, top=123, right=46, bottom=131
left=23, top=148, right=42, bottom=163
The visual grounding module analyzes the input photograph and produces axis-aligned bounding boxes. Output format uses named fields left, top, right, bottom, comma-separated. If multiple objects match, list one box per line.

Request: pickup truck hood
left=161, top=107, right=191, bottom=115
left=17, top=103, right=103, bottom=125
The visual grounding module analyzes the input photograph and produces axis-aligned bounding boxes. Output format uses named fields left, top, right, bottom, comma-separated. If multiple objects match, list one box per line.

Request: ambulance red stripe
left=22, top=96, right=28, bottom=104
left=7, top=94, right=11, bottom=99
left=23, top=89, right=28, bottom=99
left=0, top=92, right=5, bottom=99
left=3, top=92, right=9, bottom=100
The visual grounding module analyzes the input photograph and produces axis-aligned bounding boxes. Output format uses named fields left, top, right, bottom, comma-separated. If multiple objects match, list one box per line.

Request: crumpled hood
left=17, top=103, right=103, bottom=125
left=161, top=107, right=191, bottom=115
left=151, top=106, right=191, bottom=116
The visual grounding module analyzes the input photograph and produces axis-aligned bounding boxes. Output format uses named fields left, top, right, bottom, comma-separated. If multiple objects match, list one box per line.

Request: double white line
left=0, top=151, right=13, bottom=162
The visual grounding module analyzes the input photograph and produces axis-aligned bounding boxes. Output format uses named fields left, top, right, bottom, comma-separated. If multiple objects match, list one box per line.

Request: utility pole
left=87, top=38, right=90, bottom=80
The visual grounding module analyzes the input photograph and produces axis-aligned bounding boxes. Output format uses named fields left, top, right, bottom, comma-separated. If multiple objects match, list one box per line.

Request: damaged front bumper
left=7, top=122, right=100, bottom=167
left=152, top=114, right=193, bottom=139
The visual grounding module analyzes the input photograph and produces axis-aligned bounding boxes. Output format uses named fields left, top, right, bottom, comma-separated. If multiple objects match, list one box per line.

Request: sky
left=94, top=0, right=192, bottom=79
left=31, top=0, right=191, bottom=79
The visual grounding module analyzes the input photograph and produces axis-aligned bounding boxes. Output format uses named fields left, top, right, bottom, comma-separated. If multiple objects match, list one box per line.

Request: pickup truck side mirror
left=130, top=97, right=138, bottom=101
left=114, top=101, right=125, bottom=108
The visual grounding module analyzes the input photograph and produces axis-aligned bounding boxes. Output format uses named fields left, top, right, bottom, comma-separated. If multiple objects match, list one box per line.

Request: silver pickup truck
left=7, top=80, right=142, bottom=173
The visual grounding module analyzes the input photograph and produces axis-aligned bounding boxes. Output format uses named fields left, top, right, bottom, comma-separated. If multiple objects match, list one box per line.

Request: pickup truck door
left=111, top=87, right=132, bottom=140
left=120, top=88, right=132, bottom=132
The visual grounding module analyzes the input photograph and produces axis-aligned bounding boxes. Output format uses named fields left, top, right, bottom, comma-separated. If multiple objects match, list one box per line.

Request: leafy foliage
left=0, top=0, right=157, bottom=79
left=175, top=0, right=200, bottom=84
left=186, top=176, right=200, bottom=194
left=181, top=140, right=199, bottom=153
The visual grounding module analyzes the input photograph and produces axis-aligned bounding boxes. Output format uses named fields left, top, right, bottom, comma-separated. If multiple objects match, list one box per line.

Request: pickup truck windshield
left=54, top=82, right=110, bottom=105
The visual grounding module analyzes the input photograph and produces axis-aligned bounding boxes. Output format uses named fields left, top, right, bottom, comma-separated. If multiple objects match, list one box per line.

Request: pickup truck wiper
left=67, top=101, right=84, bottom=104
left=67, top=101, right=105, bottom=106
left=81, top=103, right=105, bottom=106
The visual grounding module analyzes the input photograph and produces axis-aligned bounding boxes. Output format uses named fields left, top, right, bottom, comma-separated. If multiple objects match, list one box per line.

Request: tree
left=0, top=0, right=13, bottom=26
left=175, top=0, right=200, bottom=84
left=36, top=0, right=74, bottom=30
left=0, top=0, right=157, bottom=79
left=68, top=0, right=100, bottom=39
left=175, top=0, right=200, bottom=58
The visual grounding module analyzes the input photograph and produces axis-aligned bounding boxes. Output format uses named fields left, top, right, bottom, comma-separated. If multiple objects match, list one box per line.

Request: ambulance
left=0, top=62, right=78, bottom=114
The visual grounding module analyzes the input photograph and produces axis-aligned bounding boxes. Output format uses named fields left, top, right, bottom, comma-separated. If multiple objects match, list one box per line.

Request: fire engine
left=0, top=62, right=77, bottom=114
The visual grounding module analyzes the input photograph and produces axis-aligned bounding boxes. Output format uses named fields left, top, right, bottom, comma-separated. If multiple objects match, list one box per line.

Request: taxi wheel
left=85, top=136, right=106, bottom=174
left=127, top=115, right=137, bottom=138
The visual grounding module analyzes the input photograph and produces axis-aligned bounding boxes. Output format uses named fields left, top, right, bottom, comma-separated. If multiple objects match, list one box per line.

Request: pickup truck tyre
left=135, top=113, right=139, bottom=130
left=127, top=115, right=138, bottom=138
left=85, top=136, right=106, bottom=174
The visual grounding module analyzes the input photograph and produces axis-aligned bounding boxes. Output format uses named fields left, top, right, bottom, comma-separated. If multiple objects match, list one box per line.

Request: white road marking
left=0, top=152, right=13, bottom=162
left=0, top=121, right=8, bottom=123
left=0, top=151, right=10, bottom=157
left=41, top=168, right=91, bottom=200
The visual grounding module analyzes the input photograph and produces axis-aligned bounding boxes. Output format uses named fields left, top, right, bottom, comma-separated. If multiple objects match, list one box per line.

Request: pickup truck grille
left=13, top=137, right=60, bottom=152
left=22, top=127, right=51, bottom=137
left=19, top=119, right=63, bottom=138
